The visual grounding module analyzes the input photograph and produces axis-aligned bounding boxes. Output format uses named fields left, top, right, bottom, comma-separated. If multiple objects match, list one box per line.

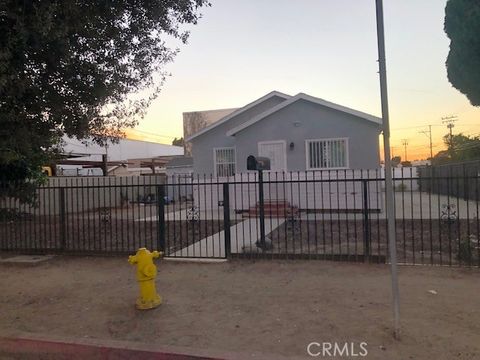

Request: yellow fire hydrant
left=128, top=248, right=163, bottom=310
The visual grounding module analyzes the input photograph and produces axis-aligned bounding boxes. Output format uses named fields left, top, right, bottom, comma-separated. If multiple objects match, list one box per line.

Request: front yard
left=0, top=257, right=479, bottom=359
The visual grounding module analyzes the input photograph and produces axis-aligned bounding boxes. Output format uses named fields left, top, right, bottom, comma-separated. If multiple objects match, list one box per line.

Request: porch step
left=259, top=200, right=290, bottom=208
left=243, top=200, right=299, bottom=218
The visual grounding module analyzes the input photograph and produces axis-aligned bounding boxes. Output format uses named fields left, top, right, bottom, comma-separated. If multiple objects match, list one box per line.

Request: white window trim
left=257, top=140, right=287, bottom=172
left=213, top=147, right=236, bottom=178
left=305, top=137, right=349, bottom=170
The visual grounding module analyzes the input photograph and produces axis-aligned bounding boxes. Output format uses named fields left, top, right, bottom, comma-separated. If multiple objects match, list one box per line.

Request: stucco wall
left=2, top=176, right=165, bottom=216
left=192, top=98, right=381, bottom=175
left=234, top=99, right=381, bottom=172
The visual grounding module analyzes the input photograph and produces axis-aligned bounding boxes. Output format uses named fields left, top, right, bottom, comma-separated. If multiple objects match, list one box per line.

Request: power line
left=461, top=131, right=480, bottom=137
left=451, top=141, right=480, bottom=152
left=128, top=128, right=179, bottom=139
left=405, top=143, right=442, bottom=149
left=390, top=121, right=476, bottom=133
left=391, top=124, right=442, bottom=131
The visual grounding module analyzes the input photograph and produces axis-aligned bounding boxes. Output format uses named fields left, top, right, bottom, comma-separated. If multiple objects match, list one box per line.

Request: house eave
left=185, top=90, right=291, bottom=142
left=226, top=93, right=382, bottom=137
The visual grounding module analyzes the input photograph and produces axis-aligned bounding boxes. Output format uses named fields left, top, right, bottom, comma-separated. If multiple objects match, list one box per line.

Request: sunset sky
left=129, top=0, right=479, bottom=161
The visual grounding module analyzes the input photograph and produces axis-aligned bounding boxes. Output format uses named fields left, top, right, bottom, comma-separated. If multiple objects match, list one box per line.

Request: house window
left=306, top=138, right=348, bottom=169
left=214, top=148, right=236, bottom=177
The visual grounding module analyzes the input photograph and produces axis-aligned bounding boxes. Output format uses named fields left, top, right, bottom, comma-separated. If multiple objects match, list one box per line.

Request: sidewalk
left=171, top=218, right=286, bottom=257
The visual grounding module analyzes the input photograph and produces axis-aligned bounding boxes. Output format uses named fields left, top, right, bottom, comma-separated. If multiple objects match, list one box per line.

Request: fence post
left=223, top=183, right=231, bottom=258
left=59, top=187, right=66, bottom=250
left=362, top=180, right=370, bottom=260
left=258, top=170, right=266, bottom=250
left=156, top=185, right=165, bottom=252
left=463, top=163, right=468, bottom=200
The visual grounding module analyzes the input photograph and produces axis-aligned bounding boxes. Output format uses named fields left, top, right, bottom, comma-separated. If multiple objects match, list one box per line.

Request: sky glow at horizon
left=130, top=0, right=479, bottom=161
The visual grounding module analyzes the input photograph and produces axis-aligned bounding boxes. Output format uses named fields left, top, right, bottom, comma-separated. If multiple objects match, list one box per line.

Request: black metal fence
left=418, top=161, right=480, bottom=201
left=1, top=169, right=479, bottom=267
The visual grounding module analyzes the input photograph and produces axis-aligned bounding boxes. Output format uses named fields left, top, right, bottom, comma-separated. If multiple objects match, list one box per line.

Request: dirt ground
left=0, top=257, right=479, bottom=360
left=268, top=219, right=480, bottom=266
left=0, top=218, right=231, bottom=255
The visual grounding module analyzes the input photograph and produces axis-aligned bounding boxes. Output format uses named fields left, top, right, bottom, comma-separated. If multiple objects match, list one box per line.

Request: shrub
left=457, top=235, right=478, bottom=264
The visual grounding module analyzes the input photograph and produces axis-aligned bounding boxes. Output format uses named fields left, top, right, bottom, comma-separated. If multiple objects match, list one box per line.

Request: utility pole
left=375, top=0, right=400, bottom=339
left=442, top=115, right=458, bottom=158
left=102, top=137, right=109, bottom=177
left=419, top=125, right=433, bottom=160
left=401, top=139, right=409, bottom=162
left=442, top=115, right=458, bottom=156
left=442, top=115, right=458, bottom=138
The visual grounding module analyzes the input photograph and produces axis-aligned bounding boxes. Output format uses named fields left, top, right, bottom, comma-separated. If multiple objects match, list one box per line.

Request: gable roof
left=185, top=91, right=291, bottom=142
left=226, top=93, right=382, bottom=137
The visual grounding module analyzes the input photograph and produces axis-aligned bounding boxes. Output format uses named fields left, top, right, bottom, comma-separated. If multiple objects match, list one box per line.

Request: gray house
left=186, top=91, right=382, bottom=176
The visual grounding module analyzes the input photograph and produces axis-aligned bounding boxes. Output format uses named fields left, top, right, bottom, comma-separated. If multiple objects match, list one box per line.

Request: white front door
left=258, top=141, right=287, bottom=171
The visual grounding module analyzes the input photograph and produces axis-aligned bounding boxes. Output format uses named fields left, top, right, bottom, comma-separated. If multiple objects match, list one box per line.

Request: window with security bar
left=306, top=138, right=348, bottom=169
left=214, top=147, right=236, bottom=177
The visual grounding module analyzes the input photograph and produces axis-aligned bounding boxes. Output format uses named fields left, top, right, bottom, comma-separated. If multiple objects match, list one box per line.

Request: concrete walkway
left=136, top=209, right=238, bottom=221
left=135, top=192, right=478, bottom=222
left=171, top=218, right=286, bottom=258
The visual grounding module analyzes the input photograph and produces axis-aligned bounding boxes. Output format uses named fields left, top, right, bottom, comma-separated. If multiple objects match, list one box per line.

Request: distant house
left=185, top=91, right=382, bottom=176
left=58, top=136, right=183, bottom=176
left=165, top=156, right=193, bottom=176
left=165, top=156, right=194, bottom=201
left=183, top=108, right=238, bottom=156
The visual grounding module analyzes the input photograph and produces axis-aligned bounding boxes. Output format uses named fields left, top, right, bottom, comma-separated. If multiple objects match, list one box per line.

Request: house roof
left=62, top=136, right=183, bottom=163
left=185, top=91, right=291, bottom=142
left=226, top=93, right=382, bottom=137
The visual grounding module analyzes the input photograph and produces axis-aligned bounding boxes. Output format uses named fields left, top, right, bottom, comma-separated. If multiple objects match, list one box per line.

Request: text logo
left=307, top=342, right=368, bottom=357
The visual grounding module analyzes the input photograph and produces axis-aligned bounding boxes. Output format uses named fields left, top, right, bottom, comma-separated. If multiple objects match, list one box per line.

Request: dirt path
left=0, top=257, right=479, bottom=359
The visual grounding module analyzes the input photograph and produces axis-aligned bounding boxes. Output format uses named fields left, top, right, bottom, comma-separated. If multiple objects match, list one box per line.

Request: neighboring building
left=186, top=91, right=382, bottom=176
left=411, top=159, right=431, bottom=166
left=58, top=136, right=183, bottom=176
left=183, top=108, right=237, bottom=156
left=165, top=156, right=193, bottom=176
left=165, top=156, right=194, bottom=201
